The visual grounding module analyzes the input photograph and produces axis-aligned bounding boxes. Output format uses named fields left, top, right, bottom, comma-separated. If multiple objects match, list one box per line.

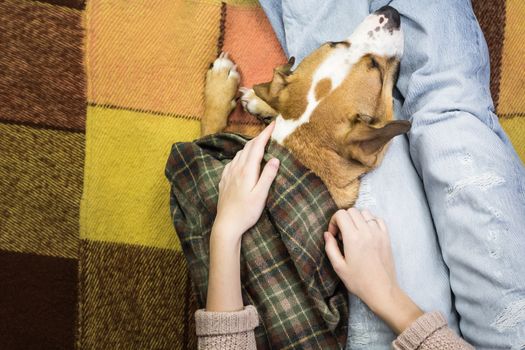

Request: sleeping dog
left=201, top=6, right=410, bottom=208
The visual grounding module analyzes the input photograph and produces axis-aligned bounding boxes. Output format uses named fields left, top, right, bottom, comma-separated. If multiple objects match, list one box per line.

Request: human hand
left=324, top=208, right=423, bottom=334
left=324, top=208, right=396, bottom=307
left=212, top=121, right=280, bottom=243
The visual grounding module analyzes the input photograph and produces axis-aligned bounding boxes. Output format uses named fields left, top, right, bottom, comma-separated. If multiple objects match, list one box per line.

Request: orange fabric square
left=85, top=0, right=221, bottom=118
left=223, top=5, right=287, bottom=88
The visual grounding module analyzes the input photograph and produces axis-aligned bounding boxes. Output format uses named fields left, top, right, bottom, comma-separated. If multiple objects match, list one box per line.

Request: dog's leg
left=220, top=87, right=278, bottom=138
left=202, top=53, right=240, bottom=137
left=224, top=123, right=266, bottom=138
left=202, top=53, right=279, bottom=139
left=239, top=87, right=279, bottom=121
left=213, top=87, right=278, bottom=139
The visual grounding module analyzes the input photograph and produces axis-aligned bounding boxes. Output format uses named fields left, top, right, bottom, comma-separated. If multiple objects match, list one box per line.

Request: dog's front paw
left=202, top=53, right=241, bottom=136
left=239, top=87, right=278, bottom=121
left=205, top=52, right=240, bottom=113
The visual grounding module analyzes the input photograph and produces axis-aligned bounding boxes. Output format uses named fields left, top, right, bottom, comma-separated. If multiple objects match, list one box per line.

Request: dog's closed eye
left=328, top=41, right=351, bottom=48
left=369, top=57, right=380, bottom=70
left=358, top=114, right=377, bottom=124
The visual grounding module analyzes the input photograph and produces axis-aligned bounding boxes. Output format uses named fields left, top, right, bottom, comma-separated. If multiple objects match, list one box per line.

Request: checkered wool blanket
left=166, top=132, right=348, bottom=349
left=0, top=0, right=524, bottom=349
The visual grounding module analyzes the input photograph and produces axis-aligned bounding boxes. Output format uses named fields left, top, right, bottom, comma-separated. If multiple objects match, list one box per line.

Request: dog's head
left=254, top=6, right=411, bottom=167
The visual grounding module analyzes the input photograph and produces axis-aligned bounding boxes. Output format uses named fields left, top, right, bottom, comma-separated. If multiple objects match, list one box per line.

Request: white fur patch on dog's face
left=348, top=13, right=403, bottom=59
left=271, top=10, right=403, bottom=144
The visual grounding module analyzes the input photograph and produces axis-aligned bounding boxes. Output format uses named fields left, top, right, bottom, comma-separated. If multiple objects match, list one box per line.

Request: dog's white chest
left=271, top=115, right=301, bottom=144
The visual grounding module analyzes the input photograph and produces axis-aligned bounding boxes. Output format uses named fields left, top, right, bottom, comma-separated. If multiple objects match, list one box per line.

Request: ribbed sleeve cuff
left=392, top=311, right=448, bottom=350
left=195, top=305, right=260, bottom=336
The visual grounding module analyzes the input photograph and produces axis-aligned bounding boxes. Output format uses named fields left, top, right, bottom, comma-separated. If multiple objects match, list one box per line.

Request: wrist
left=209, top=231, right=242, bottom=263
left=359, top=282, right=397, bottom=316
left=212, top=218, right=245, bottom=242
left=371, top=286, right=423, bottom=334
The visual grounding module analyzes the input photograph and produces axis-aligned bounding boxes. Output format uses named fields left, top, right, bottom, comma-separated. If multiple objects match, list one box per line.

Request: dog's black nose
left=375, top=6, right=400, bottom=30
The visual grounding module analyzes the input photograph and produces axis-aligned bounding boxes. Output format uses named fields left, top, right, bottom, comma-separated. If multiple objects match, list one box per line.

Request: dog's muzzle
left=344, top=5, right=404, bottom=59
left=374, top=6, right=401, bottom=31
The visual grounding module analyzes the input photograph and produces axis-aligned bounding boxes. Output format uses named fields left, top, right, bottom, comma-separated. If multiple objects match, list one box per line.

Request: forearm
left=206, top=226, right=244, bottom=312
left=368, top=286, right=424, bottom=335
left=199, top=226, right=259, bottom=349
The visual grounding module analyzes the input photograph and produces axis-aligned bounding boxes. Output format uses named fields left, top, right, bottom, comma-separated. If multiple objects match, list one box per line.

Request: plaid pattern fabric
left=166, top=132, right=348, bottom=349
left=0, top=0, right=524, bottom=348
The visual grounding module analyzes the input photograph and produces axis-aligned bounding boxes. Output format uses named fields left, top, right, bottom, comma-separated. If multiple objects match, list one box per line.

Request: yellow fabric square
left=80, top=106, right=200, bottom=250
left=501, top=117, right=525, bottom=164
left=497, top=0, right=525, bottom=115
left=85, top=0, right=220, bottom=117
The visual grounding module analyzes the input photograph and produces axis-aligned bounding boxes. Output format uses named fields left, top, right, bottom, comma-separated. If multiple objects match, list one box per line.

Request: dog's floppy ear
left=253, top=57, right=295, bottom=110
left=354, top=119, right=411, bottom=154
left=344, top=117, right=411, bottom=166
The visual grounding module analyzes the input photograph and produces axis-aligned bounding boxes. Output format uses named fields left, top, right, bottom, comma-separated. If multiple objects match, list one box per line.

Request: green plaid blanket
left=165, top=132, right=348, bottom=349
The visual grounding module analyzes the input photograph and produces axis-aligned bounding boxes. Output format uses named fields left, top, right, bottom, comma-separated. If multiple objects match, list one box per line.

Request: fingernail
left=269, top=158, right=279, bottom=167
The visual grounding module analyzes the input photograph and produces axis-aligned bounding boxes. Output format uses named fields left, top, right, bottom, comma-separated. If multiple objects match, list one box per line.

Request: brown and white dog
left=201, top=6, right=410, bottom=208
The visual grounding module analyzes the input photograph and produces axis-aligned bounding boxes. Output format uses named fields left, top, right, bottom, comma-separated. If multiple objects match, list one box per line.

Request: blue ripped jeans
left=258, top=1, right=525, bottom=349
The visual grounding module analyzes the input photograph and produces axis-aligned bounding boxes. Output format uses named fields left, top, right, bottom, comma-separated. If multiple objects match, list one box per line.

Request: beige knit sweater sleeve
left=195, top=305, right=259, bottom=349
left=195, top=307, right=473, bottom=350
left=393, top=311, right=474, bottom=350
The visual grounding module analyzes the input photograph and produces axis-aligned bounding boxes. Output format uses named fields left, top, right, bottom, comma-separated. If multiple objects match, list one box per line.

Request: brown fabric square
left=0, top=124, right=83, bottom=259
left=471, top=0, right=506, bottom=108
left=37, top=0, right=86, bottom=10
left=0, top=0, right=85, bottom=131
left=78, top=240, right=197, bottom=349
left=0, top=250, right=77, bottom=350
